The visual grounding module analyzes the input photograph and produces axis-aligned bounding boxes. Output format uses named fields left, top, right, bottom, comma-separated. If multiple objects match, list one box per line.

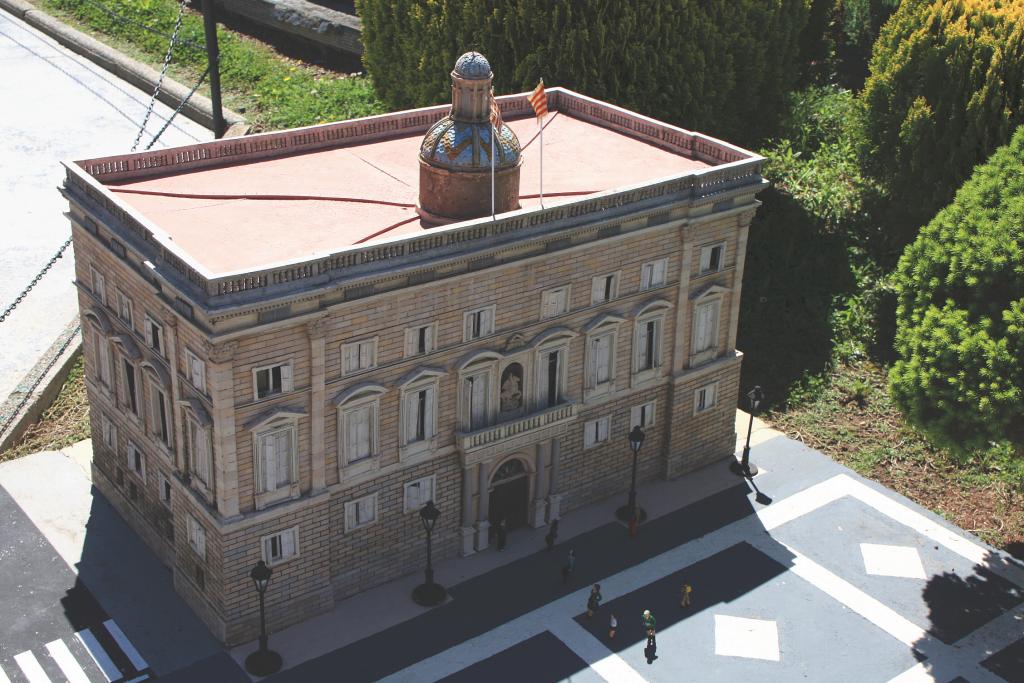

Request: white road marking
left=0, top=662, right=12, bottom=683
left=103, top=619, right=148, bottom=671
left=124, top=676, right=150, bottom=683
left=548, top=620, right=647, bottom=683
left=75, top=628, right=120, bottom=682
left=45, top=638, right=91, bottom=683
left=13, top=651, right=52, bottom=683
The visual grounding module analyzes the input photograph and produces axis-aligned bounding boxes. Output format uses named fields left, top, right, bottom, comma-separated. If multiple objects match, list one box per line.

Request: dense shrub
left=859, top=0, right=1024, bottom=246
left=889, top=126, right=1024, bottom=455
left=357, top=0, right=809, bottom=147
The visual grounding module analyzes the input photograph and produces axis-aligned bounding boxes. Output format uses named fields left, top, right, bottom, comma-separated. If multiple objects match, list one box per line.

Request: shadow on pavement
left=69, top=485, right=221, bottom=676
left=267, top=478, right=785, bottom=682
left=911, top=549, right=1024, bottom=681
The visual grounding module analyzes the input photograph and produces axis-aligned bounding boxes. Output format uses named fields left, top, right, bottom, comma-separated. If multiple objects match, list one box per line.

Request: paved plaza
left=2, top=415, right=1023, bottom=682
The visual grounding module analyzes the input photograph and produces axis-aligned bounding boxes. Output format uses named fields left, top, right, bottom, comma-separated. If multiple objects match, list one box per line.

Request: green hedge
left=357, top=0, right=809, bottom=147
left=889, top=125, right=1024, bottom=455
left=859, top=0, right=1024, bottom=245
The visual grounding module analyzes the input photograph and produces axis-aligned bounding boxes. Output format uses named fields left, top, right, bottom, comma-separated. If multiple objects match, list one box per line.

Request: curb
left=0, top=318, right=83, bottom=455
left=0, top=0, right=248, bottom=136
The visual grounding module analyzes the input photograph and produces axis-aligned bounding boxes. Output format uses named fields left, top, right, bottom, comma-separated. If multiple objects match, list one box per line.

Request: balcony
left=456, top=402, right=577, bottom=453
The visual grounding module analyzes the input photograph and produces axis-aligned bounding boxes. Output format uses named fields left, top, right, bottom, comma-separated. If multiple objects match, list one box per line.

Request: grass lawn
left=767, top=360, right=1024, bottom=556
left=2, top=354, right=90, bottom=461
left=35, top=0, right=385, bottom=132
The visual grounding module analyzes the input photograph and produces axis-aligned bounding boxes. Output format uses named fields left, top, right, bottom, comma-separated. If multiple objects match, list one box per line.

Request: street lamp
left=731, top=385, right=765, bottom=478
left=616, top=425, right=647, bottom=523
left=244, top=560, right=282, bottom=676
left=412, top=500, right=447, bottom=606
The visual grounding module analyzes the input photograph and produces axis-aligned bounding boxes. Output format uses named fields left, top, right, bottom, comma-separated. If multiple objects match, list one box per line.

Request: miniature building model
left=63, top=52, right=766, bottom=643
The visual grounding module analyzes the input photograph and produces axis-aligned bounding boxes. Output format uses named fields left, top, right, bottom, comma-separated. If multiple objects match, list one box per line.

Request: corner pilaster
left=207, top=341, right=239, bottom=517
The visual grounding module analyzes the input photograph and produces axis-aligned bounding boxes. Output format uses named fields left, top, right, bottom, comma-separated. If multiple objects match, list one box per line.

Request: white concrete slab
left=713, top=614, right=780, bottom=661
left=860, top=543, right=928, bottom=580
left=0, top=9, right=209, bottom=407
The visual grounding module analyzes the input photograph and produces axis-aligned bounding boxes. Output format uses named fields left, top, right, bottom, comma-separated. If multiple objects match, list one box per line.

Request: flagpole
left=491, top=121, right=496, bottom=219
left=539, top=116, right=544, bottom=209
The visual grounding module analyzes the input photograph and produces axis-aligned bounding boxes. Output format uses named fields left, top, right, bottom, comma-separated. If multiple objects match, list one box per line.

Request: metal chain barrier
left=131, top=0, right=189, bottom=151
left=145, top=65, right=210, bottom=150
left=0, top=237, right=73, bottom=325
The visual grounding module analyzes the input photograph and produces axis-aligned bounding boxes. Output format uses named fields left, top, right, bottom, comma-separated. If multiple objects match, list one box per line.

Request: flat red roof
left=104, top=112, right=711, bottom=275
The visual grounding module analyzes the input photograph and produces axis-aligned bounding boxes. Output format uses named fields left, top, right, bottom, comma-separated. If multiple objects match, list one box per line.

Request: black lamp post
left=731, top=385, right=765, bottom=478
left=244, top=560, right=282, bottom=676
left=412, top=500, right=447, bottom=606
left=615, top=425, right=647, bottom=523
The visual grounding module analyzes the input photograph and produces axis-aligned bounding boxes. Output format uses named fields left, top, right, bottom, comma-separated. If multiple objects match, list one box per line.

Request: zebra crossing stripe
left=13, top=651, right=52, bottom=683
left=75, top=628, right=120, bottom=682
left=103, top=619, right=148, bottom=671
left=45, top=638, right=91, bottom=683
left=0, top=661, right=11, bottom=683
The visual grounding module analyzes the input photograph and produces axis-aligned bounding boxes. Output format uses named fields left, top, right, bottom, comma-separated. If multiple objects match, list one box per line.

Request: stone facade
left=63, top=87, right=765, bottom=644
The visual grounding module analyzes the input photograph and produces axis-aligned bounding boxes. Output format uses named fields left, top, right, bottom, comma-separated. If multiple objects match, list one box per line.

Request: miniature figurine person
left=545, top=518, right=559, bottom=551
left=562, top=548, right=576, bottom=583
left=609, top=613, right=618, bottom=639
left=680, top=582, right=693, bottom=607
left=628, top=509, right=639, bottom=538
left=586, top=583, right=602, bottom=618
left=496, top=518, right=507, bottom=551
left=642, top=609, right=657, bottom=649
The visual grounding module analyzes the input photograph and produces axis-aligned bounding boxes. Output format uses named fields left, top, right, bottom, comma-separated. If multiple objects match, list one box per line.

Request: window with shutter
left=123, top=360, right=138, bottom=415
left=695, top=383, right=718, bottom=413
left=346, top=494, right=378, bottom=531
left=186, top=349, right=206, bottom=391
left=595, top=334, right=612, bottom=384
left=693, top=301, right=719, bottom=354
left=117, top=292, right=133, bottom=325
left=280, top=363, right=293, bottom=392
left=91, top=267, right=106, bottom=304
left=93, top=329, right=112, bottom=387
left=584, top=416, right=611, bottom=448
left=641, top=259, right=667, bottom=289
left=700, top=243, right=725, bottom=274
left=467, top=374, right=488, bottom=430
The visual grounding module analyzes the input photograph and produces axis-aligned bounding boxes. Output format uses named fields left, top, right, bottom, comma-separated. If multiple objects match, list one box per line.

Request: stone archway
left=487, top=457, right=531, bottom=532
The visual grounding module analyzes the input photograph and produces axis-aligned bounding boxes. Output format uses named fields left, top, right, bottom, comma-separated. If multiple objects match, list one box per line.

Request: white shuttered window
left=641, top=259, right=667, bottom=289
left=342, top=403, right=375, bottom=463
left=257, top=425, right=295, bottom=493
left=587, top=333, right=614, bottom=387
left=404, top=385, right=436, bottom=444
left=188, top=417, right=212, bottom=486
left=345, top=493, right=378, bottom=531
left=342, top=339, right=377, bottom=375
left=584, top=416, right=611, bottom=448
left=263, top=528, right=298, bottom=565
left=693, top=301, right=719, bottom=354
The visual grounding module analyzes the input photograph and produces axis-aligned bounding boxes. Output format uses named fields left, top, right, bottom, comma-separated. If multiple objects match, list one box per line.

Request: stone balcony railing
left=457, top=402, right=577, bottom=453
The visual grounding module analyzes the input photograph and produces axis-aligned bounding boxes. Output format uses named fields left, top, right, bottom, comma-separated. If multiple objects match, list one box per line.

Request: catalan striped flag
left=489, top=89, right=503, bottom=130
left=529, top=78, right=548, bottom=121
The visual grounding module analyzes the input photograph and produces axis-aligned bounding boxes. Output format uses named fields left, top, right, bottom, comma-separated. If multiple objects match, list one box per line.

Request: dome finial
left=453, top=51, right=492, bottom=80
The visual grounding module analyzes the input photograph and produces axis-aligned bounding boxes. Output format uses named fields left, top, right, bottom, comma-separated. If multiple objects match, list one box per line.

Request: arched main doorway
left=488, top=457, right=530, bottom=532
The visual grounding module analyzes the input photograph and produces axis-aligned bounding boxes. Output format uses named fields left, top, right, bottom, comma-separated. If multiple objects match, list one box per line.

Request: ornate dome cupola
left=418, top=51, right=523, bottom=224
